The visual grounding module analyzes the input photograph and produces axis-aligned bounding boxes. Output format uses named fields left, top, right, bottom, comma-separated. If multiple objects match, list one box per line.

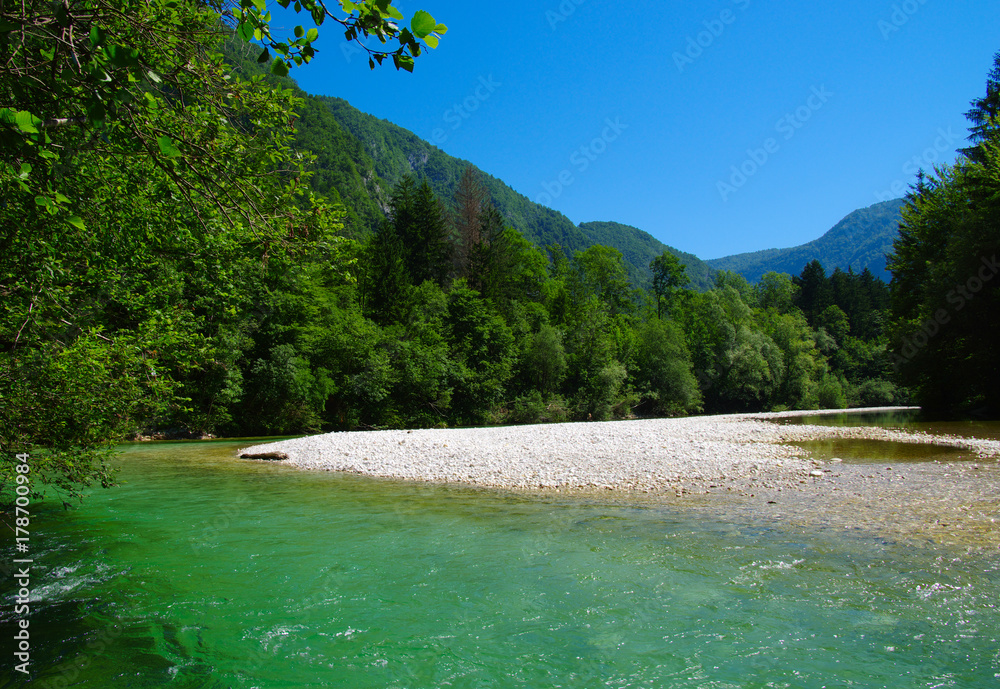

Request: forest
left=0, top=0, right=996, bottom=501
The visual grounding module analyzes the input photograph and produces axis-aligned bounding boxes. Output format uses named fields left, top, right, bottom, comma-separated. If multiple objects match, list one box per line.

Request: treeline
left=217, top=169, right=904, bottom=436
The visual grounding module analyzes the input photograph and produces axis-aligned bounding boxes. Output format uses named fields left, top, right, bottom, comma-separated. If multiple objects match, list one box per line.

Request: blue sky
left=271, top=0, right=1000, bottom=260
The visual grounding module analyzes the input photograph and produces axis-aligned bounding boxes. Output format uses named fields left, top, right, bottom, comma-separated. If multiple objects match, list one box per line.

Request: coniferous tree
left=794, top=260, right=832, bottom=325
left=391, top=176, right=452, bottom=287
left=410, top=177, right=454, bottom=286
left=453, top=166, right=488, bottom=278
left=961, top=51, right=1000, bottom=164
left=361, top=220, right=410, bottom=324
left=469, top=202, right=509, bottom=298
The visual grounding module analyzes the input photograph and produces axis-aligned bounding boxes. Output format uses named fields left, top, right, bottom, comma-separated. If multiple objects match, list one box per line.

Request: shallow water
left=781, top=410, right=1000, bottom=442
left=791, top=438, right=971, bottom=464
left=4, top=439, right=1000, bottom=688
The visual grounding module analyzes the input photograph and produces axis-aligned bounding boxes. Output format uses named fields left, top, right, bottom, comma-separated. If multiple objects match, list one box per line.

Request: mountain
left=707, top=199, right=906, bottom=282
left=222, top=42, right=707, bottom=290
left=308, top=97, right=713, bottom=289
left=226, top=42, right=901, bottom=290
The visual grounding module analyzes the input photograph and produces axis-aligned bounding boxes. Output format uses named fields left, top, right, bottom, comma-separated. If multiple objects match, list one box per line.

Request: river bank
left=238, top=406, right=1000, bottom=493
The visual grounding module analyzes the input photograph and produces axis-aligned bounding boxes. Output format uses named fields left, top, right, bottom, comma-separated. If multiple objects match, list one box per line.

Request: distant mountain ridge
left=707, top=199, right=906, bottom=282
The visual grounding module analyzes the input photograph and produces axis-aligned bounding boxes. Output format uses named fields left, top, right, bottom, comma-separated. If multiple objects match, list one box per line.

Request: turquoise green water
left=5, top=440, right=1000, bottom=688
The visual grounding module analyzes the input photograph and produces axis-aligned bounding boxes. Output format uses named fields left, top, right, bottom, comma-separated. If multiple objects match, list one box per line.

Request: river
left=4, top=418, right=1000, bottom=688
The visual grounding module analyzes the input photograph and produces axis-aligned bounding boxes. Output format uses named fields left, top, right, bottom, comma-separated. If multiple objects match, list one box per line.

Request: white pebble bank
left=236, top=406, right=998, bottom=493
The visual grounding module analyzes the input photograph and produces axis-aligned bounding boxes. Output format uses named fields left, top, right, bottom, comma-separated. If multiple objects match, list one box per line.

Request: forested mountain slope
left=707, top=199, right=906, bottom=282
left=577, top=221, right=715, bottom=291
left=222, top=44, right=699, bottom=288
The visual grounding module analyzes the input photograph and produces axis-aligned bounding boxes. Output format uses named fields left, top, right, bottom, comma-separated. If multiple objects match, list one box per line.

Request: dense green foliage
left=1, top=1, right=387, bottom=501
left=888, top=52, right=1000, bottom=417
left=708, top=199, right=906, bottom=283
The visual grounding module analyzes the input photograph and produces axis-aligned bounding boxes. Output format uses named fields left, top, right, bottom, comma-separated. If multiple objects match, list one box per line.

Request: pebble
left=238, top=407, right=1000, bottom=494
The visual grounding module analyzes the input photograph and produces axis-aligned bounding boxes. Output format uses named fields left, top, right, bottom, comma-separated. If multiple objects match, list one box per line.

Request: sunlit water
left=4, top=437, right=1000, bottom=688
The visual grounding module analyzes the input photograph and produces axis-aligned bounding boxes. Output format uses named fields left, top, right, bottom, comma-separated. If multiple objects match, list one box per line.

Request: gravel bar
left=238, top=407, right=1000, bottom=494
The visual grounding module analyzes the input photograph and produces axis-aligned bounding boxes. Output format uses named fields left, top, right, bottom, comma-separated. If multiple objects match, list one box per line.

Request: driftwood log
left=240, top=452, right=289, bottom=461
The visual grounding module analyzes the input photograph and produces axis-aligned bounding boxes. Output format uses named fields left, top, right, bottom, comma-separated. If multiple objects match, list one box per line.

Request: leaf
left=306, top=28, right=319, bottom=42
left=237, top=20, right=254, bottom=42
left=410, top=10, right=436, bottom=38
left=87, top=100, right=106, bottom=123
left=106, top=44, right=140, bottom=68
left=434, top=23, right=448, bottom=35
left=394, top=53, right=414, bottom=72
left=156, top=135, right=182, bottom=158
left=15, top=110, right=40, bottom=134
left=89, top=25, right=106, bottom=47
left=294, top=25, right=304, bottom=38
left=35, top=195, right=49, bottom=207
left=421, top=34, right=438, bottom=49
left=252, top=0, right=267, bottom=12
left=271, top=58, right=290, bottom=77
left=67, top=216, right=86, bottom=230
left=257, top=47, right=270, bottom=63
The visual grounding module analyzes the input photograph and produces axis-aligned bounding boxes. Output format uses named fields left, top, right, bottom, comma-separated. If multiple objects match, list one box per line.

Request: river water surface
left=5, top=431, right=1000, bottom=688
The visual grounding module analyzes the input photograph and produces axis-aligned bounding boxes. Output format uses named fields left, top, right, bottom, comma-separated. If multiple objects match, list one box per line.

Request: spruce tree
left=962, top=51, right=1000, bottom=164
left=453, top=167, right=488, bottom=278
left=410, top=177, right=454, bottom=287
left=361, top=220, right=409, bottom=324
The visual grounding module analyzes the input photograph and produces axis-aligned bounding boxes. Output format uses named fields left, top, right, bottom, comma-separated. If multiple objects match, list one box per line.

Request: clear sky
left=270, top=0, right=1000, bottom=260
